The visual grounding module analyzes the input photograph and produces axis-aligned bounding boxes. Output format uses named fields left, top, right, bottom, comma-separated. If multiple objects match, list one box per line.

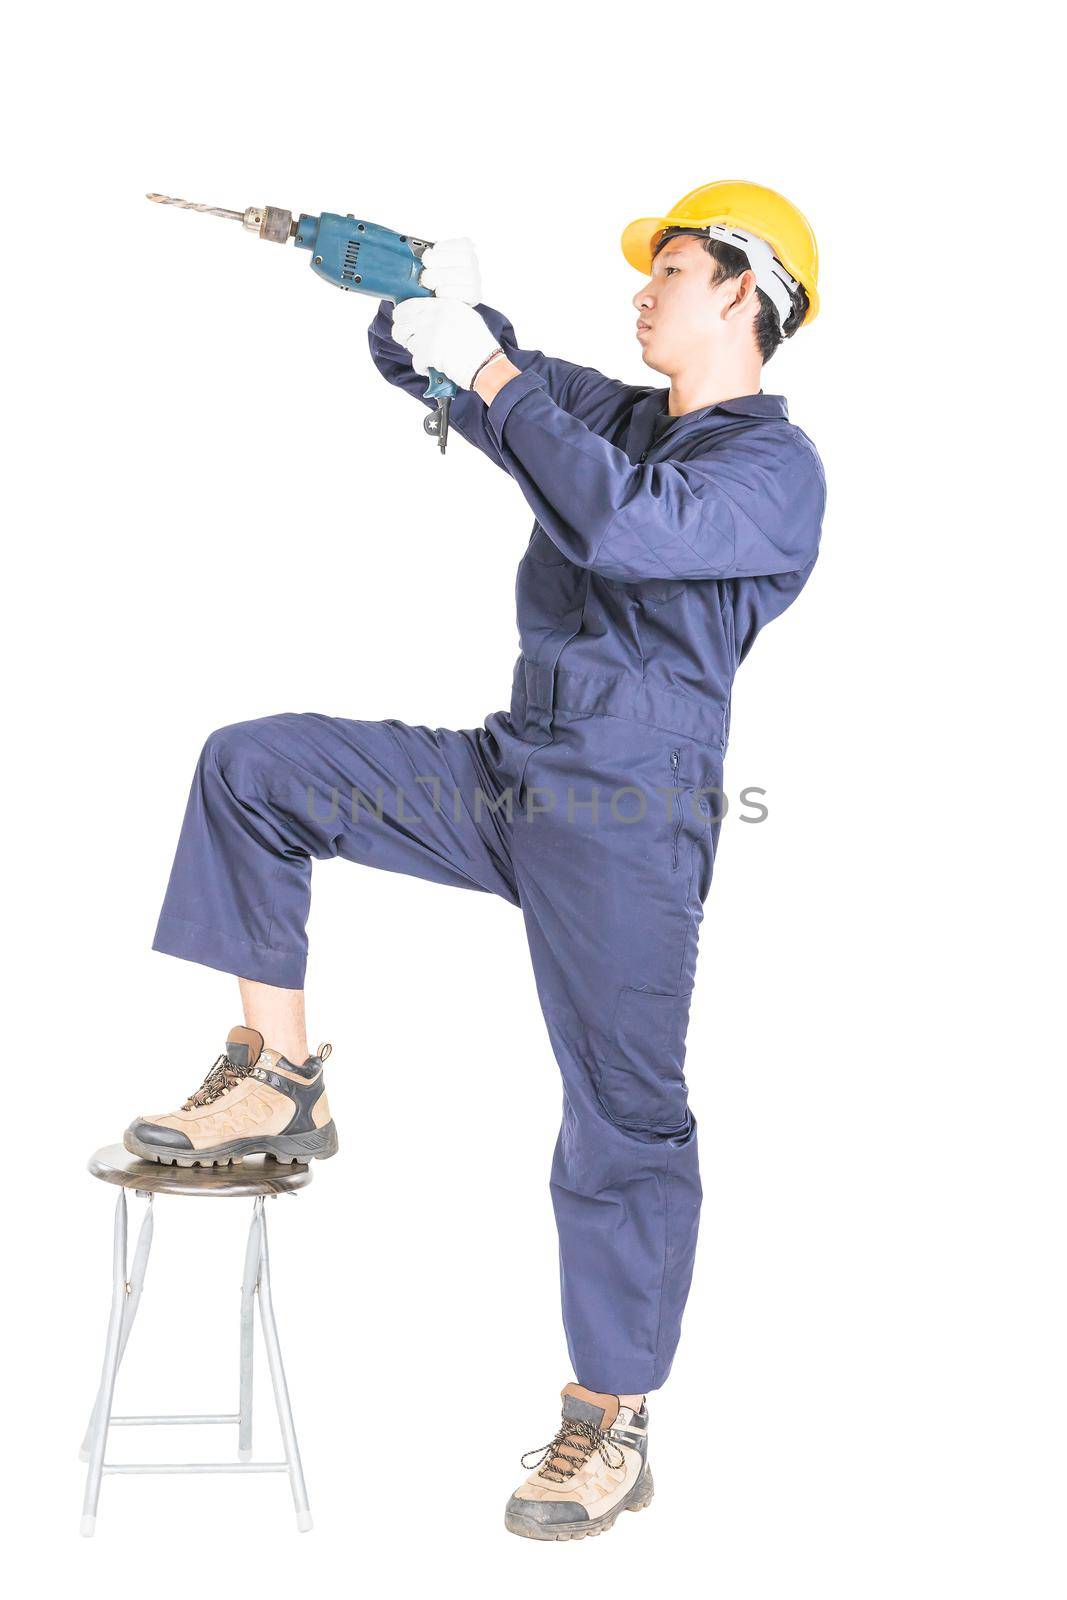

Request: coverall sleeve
left=366, top=299, right=638, bottom=469
left=480, top=368, right=826, bottom=582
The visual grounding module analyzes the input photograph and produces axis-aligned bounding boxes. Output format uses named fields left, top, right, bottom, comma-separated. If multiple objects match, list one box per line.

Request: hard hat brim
left=621, top=213, right=820, bottom=325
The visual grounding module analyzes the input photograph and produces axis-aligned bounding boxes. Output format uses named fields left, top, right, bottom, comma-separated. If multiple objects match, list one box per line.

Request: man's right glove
left=418, top=236, right=482, bottom=305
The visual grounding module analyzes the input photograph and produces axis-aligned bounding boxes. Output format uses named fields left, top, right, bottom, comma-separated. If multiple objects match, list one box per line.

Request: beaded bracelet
left=470, top=346, right=505, bottom=389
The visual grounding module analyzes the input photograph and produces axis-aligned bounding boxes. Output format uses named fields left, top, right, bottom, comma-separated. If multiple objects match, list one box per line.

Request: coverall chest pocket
left=596, top=986, right=694, bottom=1138
left=633, top=577, right=687, bottom=605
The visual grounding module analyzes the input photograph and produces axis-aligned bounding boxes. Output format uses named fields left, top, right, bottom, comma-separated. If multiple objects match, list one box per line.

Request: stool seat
left=88, top=1142, right=312, bottom=1197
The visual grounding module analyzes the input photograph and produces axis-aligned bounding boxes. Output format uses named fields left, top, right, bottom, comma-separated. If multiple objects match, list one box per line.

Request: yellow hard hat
left=621, top=179, right=820, bottom=327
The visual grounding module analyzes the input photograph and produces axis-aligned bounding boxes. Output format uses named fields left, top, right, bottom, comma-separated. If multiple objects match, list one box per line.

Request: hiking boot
left=504, top=1382, right=654, bottom=1540
left=123, top=1025, right=338, bottom=1166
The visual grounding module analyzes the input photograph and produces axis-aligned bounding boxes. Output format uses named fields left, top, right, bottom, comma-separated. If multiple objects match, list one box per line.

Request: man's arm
left=468, top=366, right=826, bottom=582
left=367, top=299, right=641, bottom=471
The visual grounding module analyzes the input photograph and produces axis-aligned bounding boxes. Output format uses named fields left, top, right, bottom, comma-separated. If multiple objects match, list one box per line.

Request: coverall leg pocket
left=597, top=984, right=694, bottom=1137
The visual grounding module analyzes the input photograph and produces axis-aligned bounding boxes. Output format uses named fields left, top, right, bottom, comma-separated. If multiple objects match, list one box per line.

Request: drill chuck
left=242, top=205, right=294, bottom=244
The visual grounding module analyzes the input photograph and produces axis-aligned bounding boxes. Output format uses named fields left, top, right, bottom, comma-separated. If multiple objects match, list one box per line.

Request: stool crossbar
left=80, top=1145, right=315, bottom=1536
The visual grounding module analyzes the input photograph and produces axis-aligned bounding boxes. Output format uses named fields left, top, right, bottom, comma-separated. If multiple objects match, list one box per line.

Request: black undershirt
left=649, top=402, right=677, bottom=448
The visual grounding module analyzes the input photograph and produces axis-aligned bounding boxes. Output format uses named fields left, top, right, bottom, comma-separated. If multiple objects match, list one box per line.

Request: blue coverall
left=153, top=299, right=826, bottom=1394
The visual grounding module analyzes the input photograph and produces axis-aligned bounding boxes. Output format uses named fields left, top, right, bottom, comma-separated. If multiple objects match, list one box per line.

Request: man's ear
left=721, top=267, right=760, bottom=326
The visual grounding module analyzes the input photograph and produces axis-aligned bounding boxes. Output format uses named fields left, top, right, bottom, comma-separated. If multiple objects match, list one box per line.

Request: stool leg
left=81, top=1189, right=129, bottom=1536
left=255, top=1198, right=313, bottom=1532
left=80, top=1194, right=154, bottom=1461
left=238, top=1199, right=260, bottom=1460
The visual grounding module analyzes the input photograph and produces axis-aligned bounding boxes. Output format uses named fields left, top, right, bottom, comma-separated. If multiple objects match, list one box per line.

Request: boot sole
left=504, top=1464, right=654, bottom=1541
left=122, top=1120, right=340, bottom=1167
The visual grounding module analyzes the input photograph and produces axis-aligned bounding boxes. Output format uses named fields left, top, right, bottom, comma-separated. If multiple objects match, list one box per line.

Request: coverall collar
left=714, top=392, right=788, bottom=418
left=644, top=387, right=789, bottom=424
left=628, top=386, right=789, bottom=464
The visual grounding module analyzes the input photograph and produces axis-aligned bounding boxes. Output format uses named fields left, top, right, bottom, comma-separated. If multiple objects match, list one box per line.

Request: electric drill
left=147, top=193, right=458, bottom=452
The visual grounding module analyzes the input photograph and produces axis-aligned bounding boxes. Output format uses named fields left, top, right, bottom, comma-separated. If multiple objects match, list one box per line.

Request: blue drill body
left=293, top=212, right=456, bottom=417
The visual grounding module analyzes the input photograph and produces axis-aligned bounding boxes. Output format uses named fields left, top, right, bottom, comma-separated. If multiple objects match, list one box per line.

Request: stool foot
left=238, top=1201, right=260, bottom=1460
left=256, top=1199, right=313, bottom=1531
left=81, top=1190, right=131, bottom=1533
left=81, top=1194, right=155, bottom=1460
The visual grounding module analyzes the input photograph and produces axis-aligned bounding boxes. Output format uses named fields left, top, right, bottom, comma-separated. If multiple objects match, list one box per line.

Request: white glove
left=418, top=237, right=481, bottom=304
left=391, top=298, right=502, bottom=390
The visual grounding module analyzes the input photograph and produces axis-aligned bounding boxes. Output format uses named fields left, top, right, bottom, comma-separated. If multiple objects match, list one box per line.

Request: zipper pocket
left=670, top=748, right=682, bottom=870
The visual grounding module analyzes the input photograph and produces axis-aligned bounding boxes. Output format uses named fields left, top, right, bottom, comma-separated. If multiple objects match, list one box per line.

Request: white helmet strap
left=659, top=223, right=801, bottom=334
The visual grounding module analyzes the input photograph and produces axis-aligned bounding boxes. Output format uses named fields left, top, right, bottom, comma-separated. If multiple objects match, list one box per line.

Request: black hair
left=653, top=231, right=809, bottom=364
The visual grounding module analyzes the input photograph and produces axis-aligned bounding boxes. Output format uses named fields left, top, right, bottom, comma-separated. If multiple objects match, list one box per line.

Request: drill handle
left=421, top=366, right=454, bottom=402
left=421, top=369, right=453, bottom=452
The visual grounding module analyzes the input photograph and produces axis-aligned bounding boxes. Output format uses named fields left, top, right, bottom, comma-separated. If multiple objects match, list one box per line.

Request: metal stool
left=80, top=1143, right=315, bottom=1537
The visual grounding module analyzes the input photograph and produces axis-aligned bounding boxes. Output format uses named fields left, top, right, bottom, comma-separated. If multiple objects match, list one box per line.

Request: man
left=125, top=180, right=825, bottom=1540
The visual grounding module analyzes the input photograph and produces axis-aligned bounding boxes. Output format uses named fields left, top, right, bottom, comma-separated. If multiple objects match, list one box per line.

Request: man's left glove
left=390, top=298, right=502, bottom=391
left=418, top=237, right=481, bottom=304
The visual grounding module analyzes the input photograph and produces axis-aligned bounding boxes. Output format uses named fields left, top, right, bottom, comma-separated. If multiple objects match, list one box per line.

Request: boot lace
left=183, top=1052, right=253, bottom=1110
left=520, top=1417, right=626, bottom=1483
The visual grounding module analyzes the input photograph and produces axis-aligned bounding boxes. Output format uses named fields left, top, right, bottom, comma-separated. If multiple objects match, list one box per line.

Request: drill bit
left=146, top=193, right=245, bottom=222
left=147, top=193, right=294, bottom=243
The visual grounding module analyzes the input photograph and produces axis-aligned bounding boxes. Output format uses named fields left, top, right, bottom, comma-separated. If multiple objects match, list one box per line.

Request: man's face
left=632, top=233, right=734, bottom=375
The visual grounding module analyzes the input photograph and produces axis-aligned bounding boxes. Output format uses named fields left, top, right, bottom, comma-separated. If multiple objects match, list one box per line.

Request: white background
left=4, top=2, right=1063, bottom=1594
